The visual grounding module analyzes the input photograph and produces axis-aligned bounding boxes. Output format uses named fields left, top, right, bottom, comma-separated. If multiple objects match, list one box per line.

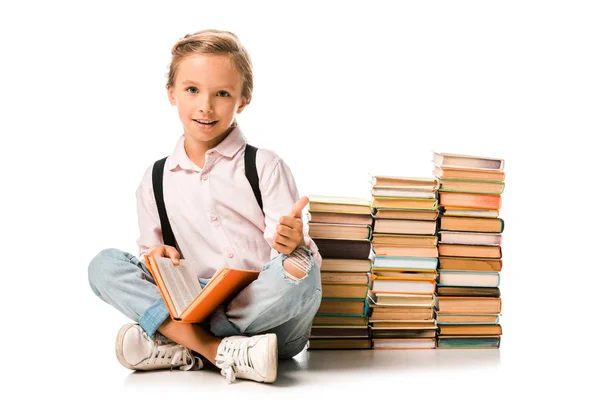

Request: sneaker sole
left=264, top=333, right=278, bottom=383
left=115, top=323, right=138, bottom=370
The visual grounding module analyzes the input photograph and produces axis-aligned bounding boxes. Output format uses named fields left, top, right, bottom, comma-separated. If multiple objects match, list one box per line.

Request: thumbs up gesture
left=272, top=196, right=309, bottom=255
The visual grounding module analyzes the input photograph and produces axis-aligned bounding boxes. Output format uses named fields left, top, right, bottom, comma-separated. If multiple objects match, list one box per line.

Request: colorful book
left=144, top=255, right=259, bottom=323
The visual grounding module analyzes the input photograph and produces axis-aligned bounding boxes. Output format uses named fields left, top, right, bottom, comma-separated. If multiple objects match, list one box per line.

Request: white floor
left=19, top=316, right=593, bottom=400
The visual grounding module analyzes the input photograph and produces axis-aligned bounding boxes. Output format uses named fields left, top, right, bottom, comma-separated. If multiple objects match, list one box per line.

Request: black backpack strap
left=244, top=144, right=264, bottom=215
left=152, top=157, right=178, bottom=249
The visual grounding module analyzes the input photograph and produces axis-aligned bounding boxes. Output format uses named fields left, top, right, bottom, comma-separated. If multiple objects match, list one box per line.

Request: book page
left=155, top=257, right=202, bottom=317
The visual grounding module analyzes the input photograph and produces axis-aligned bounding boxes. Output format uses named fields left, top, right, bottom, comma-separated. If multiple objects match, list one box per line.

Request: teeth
left=195, top=119, right=216, bottom=124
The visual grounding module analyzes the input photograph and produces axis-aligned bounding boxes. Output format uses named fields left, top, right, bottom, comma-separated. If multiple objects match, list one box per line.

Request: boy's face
left=167, top=54, right=248, bottom=148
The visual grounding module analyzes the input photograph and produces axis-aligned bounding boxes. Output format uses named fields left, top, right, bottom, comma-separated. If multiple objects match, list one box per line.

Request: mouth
left=193, top=119, right=218, bottom=127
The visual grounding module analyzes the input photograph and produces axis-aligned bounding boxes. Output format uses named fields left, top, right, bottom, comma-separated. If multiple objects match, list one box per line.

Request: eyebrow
left=181, top=80, right=236, bottom=90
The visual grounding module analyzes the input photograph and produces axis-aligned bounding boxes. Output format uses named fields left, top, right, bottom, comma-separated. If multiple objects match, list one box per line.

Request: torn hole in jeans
left=281, top=246, right=313, bottom=284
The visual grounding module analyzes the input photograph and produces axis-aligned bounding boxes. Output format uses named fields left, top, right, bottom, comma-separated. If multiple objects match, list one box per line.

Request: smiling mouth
left=193, top=119, right=218, bottom=126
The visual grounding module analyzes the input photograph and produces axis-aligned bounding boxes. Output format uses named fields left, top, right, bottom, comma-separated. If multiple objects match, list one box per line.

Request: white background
left=1, top=1, right=598, bottom=398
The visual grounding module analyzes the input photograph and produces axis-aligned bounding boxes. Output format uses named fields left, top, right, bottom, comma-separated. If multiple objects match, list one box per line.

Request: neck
left=184, top=127, right=234, bottom=168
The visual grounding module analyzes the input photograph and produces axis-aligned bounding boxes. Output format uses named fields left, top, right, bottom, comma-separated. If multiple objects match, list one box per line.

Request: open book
left=144, top=255, right=260, bottom=323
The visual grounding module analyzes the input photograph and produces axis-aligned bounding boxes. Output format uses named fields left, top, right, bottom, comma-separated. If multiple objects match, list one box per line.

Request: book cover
left=437, top=336, right=501, bottom=349
left=439, top=231, right=503, bottom=246
left=437, top=270, right=500, bottom=287
left=438, top=178, right=505, bottom=194
left=145, top=255, right=260, bottom=323
left=313, top=238, right=372, bottom=259
left=438, top=257, right=503, bottom=272
left=370, top=175, right=439, bottom=190
left=373, top=208, right=440, bottom=220
left=439, top=192, right=502, bottom=210
left=371, top=197, right=438, bottom=210
left=433, top=165, right=506, bottom=181
left=308, top=195, right=372, bottom=215
left=432, top=152, right=504, bottom=170
left=435, top=286, right=501, bottom=297
left=439, top=216, right=504, bottom=233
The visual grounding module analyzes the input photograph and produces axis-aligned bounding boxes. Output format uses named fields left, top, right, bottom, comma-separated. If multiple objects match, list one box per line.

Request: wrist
left=299, top=236, right=307, bottom=248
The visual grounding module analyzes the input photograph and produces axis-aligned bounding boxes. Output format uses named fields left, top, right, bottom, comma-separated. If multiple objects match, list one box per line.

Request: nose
left=197, top=93, right=214, bottom=114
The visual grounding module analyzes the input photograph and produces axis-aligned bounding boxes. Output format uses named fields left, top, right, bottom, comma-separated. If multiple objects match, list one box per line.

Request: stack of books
left=306, top=195, right=373, bottom=350
left=367, top=176, right=440, bottom=350
left=433, top=152, right=505, bottom=349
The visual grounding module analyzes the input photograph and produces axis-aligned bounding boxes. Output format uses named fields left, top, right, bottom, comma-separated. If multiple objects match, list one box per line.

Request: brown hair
left=166, top=29, right=253, bottom=103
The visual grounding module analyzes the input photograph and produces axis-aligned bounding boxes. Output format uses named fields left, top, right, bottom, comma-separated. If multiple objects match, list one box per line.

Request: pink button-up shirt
left=135, top=127, right=322, bottom=278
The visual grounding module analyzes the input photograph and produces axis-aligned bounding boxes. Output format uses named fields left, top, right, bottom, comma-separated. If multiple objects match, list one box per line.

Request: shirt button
left=210, top=213, right=217, bottom=221
left=201, top=173, right=208, bottom=181
left=227, top=251, right=234, bottom=259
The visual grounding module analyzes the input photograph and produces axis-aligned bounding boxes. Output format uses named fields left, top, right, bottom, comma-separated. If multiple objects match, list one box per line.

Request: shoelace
left=143, top=333, right=203, bottom=371
left=170, top=347, right=202, bottom=371
left=215, top=339, right=253, bottom=383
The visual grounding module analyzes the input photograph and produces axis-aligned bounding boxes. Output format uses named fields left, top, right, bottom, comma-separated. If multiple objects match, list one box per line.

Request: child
left=88, top=29, right=322, bottom=384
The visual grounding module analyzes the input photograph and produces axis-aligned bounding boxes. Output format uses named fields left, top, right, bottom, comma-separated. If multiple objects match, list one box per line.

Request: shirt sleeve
left=260, top=158, right=322, bottom=268
left=135, top=165, right=163, bottom=259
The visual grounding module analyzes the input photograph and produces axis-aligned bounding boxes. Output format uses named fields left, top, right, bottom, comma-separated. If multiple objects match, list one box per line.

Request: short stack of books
left=367, top=176, right=440, bottom=350
left=433, top=152, right=505, bottom=349
left=306, top=195, right=373, bottom=350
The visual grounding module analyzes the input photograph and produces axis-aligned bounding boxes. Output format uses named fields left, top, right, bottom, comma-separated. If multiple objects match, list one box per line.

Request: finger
left=273, top=242, right=293, bottom=256
left=288, top=196, right=309, bottom=218
left=164, top=246, right=181, bottom=266
left=273, top=233, right=296, bottom=250
left=271, top=236, right=292, bottom=253
left=279, top=216, right=303, bottom=230
left=274, top=232, right=296, bottom=247
left=271, top=241, right=286, bottom=255
left=149, top=244, right=163, bottom=255
left=276, top=224, right=296, bottom=239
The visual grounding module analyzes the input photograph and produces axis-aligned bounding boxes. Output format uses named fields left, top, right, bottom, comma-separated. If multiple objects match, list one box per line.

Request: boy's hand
left=147, top=244, right=181, bottom=266
left=272, top=196, right=309, bottom=256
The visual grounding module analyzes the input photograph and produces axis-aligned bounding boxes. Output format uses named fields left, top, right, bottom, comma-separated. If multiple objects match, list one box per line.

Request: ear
left=167, top=85, right=176, bottom=106
left=236, top=98, right=249, bottom=114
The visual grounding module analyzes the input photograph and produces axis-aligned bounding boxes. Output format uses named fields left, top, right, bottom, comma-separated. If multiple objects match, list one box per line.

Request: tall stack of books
left=367, top=176, right=440, bottom=350
left=306, top=195, right=373, bottom=350
left=432, top=152, right=505, bottom=349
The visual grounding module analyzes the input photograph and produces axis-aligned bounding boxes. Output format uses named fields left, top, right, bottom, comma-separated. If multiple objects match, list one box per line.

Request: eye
left=216, top=91, right=230, bottom=97
left=186, top=87, right=198, bottom=94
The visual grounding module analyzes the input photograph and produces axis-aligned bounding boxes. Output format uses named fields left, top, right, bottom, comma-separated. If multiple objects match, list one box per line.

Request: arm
left=135, top=165, right=164, bottom=259
left=260, top=158, right=322, bottom=268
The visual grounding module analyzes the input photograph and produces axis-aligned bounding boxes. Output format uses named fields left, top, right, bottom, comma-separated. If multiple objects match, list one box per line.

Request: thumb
left=164, top=246, right=181, bottom=266
left=289, top=196, right=309, bottom=218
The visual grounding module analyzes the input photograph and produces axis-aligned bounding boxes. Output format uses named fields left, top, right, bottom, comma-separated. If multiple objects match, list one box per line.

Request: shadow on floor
left=123, top=347, right=501, bottom=388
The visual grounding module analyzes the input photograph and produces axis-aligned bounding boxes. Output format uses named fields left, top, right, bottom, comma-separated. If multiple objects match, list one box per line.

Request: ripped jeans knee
left=281, top=246, right=314, bottom=284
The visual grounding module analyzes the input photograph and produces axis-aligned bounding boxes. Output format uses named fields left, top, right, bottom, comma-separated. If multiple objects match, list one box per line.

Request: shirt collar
left=167, top=126, right=247, bottom=171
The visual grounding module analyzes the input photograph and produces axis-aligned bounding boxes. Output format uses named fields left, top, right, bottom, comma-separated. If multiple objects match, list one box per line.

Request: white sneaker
left=115, top=323, right=202, bottom=371
left=215, top=333, right=278, bottom=383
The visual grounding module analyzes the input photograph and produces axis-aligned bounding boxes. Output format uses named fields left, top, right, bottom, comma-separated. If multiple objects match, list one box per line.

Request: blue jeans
left=88, top=247, right=322, bottom=359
